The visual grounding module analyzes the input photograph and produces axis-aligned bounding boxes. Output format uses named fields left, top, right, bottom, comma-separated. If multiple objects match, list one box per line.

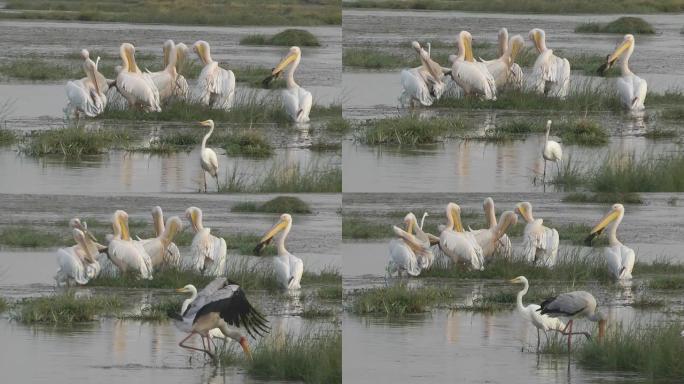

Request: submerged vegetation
left=20, top=127, right=133, bottom=158
left=358, top=116, right=467, bottom=145
left=13, top=292, right=124, bottom=324
left=221, top=162, right=341, bottom=193
left=240, top=29, right=320, bottom=47
left=562, top=192, right=644, bottom=205
left=350, top=284, right=457, bottom=315
left=575, top=17, right=656, bottom=34
left=232, top=196, right=312, bottom=214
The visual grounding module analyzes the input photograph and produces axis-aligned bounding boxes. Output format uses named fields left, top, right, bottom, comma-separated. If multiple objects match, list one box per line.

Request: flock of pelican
left=387, top=198, right=634, bottom=281
left=65, top=40, right=312, bottom=122
left=401, top=28, right=647, bottom=111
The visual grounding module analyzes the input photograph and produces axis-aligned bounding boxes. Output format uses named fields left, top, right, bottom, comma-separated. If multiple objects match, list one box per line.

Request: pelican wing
left=605, top=245, right=635, bottom=279
left=401, top=68, right=433, bottom=106
left=451, top=61, right=496, bottom=100
left=274, top=256, right=292, bottom=288
left=288, top=255, right=304, bottom=289
left=618, top=74, right=647, bottom=110
left=388, top=239, right=421, bottom=276
left=195, top=63, right=235, bottom=109
left=56, top=247, right=89, bottom=285
left=192, top=284, right=270, bottom=338
left=149, top=71, right=176, bottom=101
left=66, top=79, right=104, bottom=117
left=117, top=72, right=161, bottom=111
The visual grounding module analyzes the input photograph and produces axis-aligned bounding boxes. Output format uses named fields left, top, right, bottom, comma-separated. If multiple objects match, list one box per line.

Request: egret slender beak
left=508, top=278, right=518, bottom=283
left=240, top=337, right=252, bottom=361
left=175, top=287, right=186, bottom=293
left=272, top=52, right=297, bottom=76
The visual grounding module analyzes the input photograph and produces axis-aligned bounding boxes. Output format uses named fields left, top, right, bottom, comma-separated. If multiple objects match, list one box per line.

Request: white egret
left=516, top=202, right=559, bottom=266
left=173, top=277, right=269, bottom=359
left=192, top=40, right=235, bottom=110
left=255, top=214, right=303, bottom=290
left=586, top=204, right=635, bottom=280
left=400, top=41, right=447, bottom=107
left=107, top=210, right=153, bottom=279
left=186, top=206, right=227, bottom=276
left=198, top=119, right=220, bottom=193
left=439, top=202, right=485, bottom=270
left=598, top=34, right=647, bottom=111
left=449, top=31, right=497, bottom=100
left=115, top=43, right=161, bottom=111
left=542, top=120, right=562, bottom=181
left=55, top=228, right=99, bottom=286
left=509, top=276, right=565, bottom=351
left=264, top=46, right=312, bottom=123
left=538, top=290, right=607, bottom=350
left=66, top=49, right=107, bottom=117
left=483, top=28, right=524, bottom=90
left=529, top=28, right=570, bottom=98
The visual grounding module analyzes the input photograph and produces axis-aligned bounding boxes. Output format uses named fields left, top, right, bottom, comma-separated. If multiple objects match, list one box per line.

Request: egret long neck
left=286, top=54, right=301, bottom=89
left=516, top=280, right=529, bottom=313
left=202, top=124, right=214, bottom=150
left=608, top=210, right=623, bottom=246
left=277, top=221, right=292, bottom=255
left=181, top=287, right=198, bottom=314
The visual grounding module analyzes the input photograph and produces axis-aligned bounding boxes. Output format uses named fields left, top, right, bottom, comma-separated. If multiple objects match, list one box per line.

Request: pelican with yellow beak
left=388, top=212, right=433, bottom=277
left=597, top=34, right=647, bottom=111
left=449, top=31, right=497, bottom=100
left=138, top=212, right=182, bottom=270
left=186, top=206, right=227, bottom=276
left=107, top=210, right=153, bottom=279
left=148, top=40, right=185, bottom=104
left=115, top=43, right=161, bottom=112
left=529, top=28, right=570, bottom=99
left=469, top=197, right=514, bottom=259
left=263, top=46, right=312, bottom=123
left=483, top=28, right=524, bottom=90
left=516, top=202, right=559, bottom=267
left=400, top=41, right=447, bottom=107
left=439, top=203, right=485, bottom=270
left=192, top=40, right=236, bottom=110
left=65, top=49, right=108, bottom=117
left=585, top=204, right=634, bottom=280
left=255, top=214, right=303, bottom=289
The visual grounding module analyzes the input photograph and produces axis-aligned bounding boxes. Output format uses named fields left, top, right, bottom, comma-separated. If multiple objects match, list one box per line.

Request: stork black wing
left=182, top=277, right=228, bottom=318
left=193, top=287, right=270, bottom=339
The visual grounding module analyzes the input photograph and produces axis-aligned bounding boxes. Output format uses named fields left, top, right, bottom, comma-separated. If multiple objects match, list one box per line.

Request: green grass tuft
left=0, top=227, right=63, bottom=247
left=222, top=162, right=341, bottom=193
left=0, top=128, right=17, bottom=146
left=13, top=292, right=124, bottom=324
left=358, top=116, right=468, bottom=145
left=317, top=285, right=343, bottom=300
left=0, top=297, right=7, bottom=313
left=556, top=119, right=609, bottom=146
left=575, top=17, right=655, bottom=34
left=240, top=29, right=320, bottom=47
left=648, top=276, right=684, bottom=290
left=119, top=298, right=182, bottom=322
left=218, top=130, right=273, bottom=157
left=21, top=127, right=134, bottom=158
left=232, top=196, right=312, bottom=214
left=350, top=284, right=457, bottom=315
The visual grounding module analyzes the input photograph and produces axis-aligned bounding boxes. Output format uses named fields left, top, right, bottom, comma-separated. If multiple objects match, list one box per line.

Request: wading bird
left=470, top=197, right=514, bottom=259
left=439, top=202, right=485, bottom=270
left=516, top=202, right=559, bottom=266
left=115, top=43, right=161, bottom=112
left=388, top=212, right=433, bottom=276
left=198, top=119, right=220, bottom=193
left=66, top=49, right=108, bottom=117
left=185, top=206, right=227, bottom=276
left=263, top=46, right=312, bottom=123
left=192, top=40, right=235, bottom=110
left=509, top=276, right=565, bottom=351
left=449, top=31, right=497, bottom=100
left=173, top=277, right=269, bottom=359
left=70, top=218, right=117, bottom=278
left=148, top=40, right=184, bottom=104
left=483, top=28, right=524, bottom=90
left=400, top=41, right=447, bottom=107
left=255, top=214, right=303, bottom=289
left=585, top=204, right=634, bottom=280
left=598, top=34, right=647, bottom=111
left=529, top=28, right=570, bottom=98
left=538, top=290, right=607, bottom=350
left=55, top=228, right=100, bottom=286
left=107, top=210, right=153, bottom=279
left=542, top=120, right=562, bottom=182
left=172, top=42, right=190, bottom=100
left=139, top=212, right=182, bottom=270
left=177, top=283, right=229, bottom=340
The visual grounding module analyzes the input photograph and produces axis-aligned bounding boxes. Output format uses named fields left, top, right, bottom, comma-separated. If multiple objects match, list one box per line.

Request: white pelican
left=66, top=49, right=107, bottom=117
left=173, top=42, right=190, bottom=100
left=586, top=204, right=635, bottom=280
left=400, top=41, right=446, bottom=107
left=449, top=31, right=497, bottom=100
left=55, top=228, right=99, bottom=286
left=70, top=218, right=118, bottom=278
left=439, top=202, right=485, bottom=270
left=198, top=119, right=220, bottom=193
left=265, top=46, right=312, bottom=123
left=516, top=202, right=559, bottom=266
left=139, top=213, right=182, bottom=270
left=406, top=212, right=435, bottom=269
left=538, top=290, right=607, bottom=350
left=509, top=276, right=565, bottom=351
left=186, top=206, right=227, bottom=276
left=483, top=28, right=524, bottom=90
left=148, top=40, right=185, bottom=104
left=255, top=214, right=303, bottom=290
left=172, top=277, right=269, bottom=359
left=529, top=28, right=570, bottom=98
left=192, top=40, right=235, bottom=110
left=115, top=43, right=161, bottom=112
left=542, top=120, right=562, bottom=181
left=106, top=210, right=153, bottom=279
left=598, top=34, right=647, bottom=111
left=387, top=213, right=433, bottom=276
left=472, top=209, right=517, bottom=261
left=470, top=197, right=513, bottom=259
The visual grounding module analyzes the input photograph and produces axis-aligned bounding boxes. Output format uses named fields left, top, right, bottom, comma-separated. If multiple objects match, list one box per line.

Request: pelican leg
left=536, top=328, right=541, bottom=352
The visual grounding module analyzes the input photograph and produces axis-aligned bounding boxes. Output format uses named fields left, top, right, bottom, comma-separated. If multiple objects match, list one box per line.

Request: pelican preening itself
left=388, top=212, right=434, bottom=276
left=450, top=31, right=497, bottom=100
left=255, top=214, right=304, bottom=290
left=138, top=209, right=182, bottom=270
left=400, top=41, right=447, bottom=107
left=148, top=40, right=185, bottom=104
left=586, top=204, right=635, bottom=280
left=598, top=34, right=647, bottom=111
left=173, top=277, right=269, bottom=359
left=186, top=206, right=227, bottom=276
left=106, top=210, right=154, bottom=279
left=65, top=49, right=107, bottom=117
left=55, top=228, right=100, bottom=286
left=538, top=290, right=607, bottom=350
left=516, top=202, right=559, bottom=267
left=471, top=209, right=517, bottom=261
left=192, top=40, right=236, bottom=110
left=264, top=46, right=312, bottom=123
left=529, top=28, right=570, bottom=98
left=483, top=28, right=524, bottom=90
left=198, top=119, right=220, bottom=193
left=509, top=276, right=565, bottom=351
left=115, top=43, right=162, bottom=112
left=542, top=120, right=562, bottom=181
left=439, top=202, right=485, bottom=270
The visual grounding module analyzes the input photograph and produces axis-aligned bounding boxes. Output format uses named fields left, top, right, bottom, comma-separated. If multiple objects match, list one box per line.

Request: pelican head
left=598, top=34, right=635, bottom=75
left=199, top=119, right=214, bottom=128
left=185, top=206, right=203, bottom=233
left=585, top=204, right=624, bottom=245
left=113, top=210, right=130, bottom=240
left=403, top=212, right=417, bottom=234
left=497, top=211, right=518, bottom=238
left=119, top=43, right=139, bottom=73
left=529, top=28, right=546, bottom=53
left=162, top=39, right=175, bottom=67
left=80, top=49, right=90, bottom=60
left=411, top=41, right=422, bottom=52
left=163, top=216, right=183, bottom=242
left=193, top=40, right=212, bottom=64
left=457, top=31, right=474, bottom=62
left=255, top=213, right=292, bottom=255
left=515, top=202, right=534, bottom=223
left=271, top=46, right=301, bottom=76
left=483, top=197, right=494, bottom=212
left=447, top=202, right=464, bottom=232
left=508, top=275, right=528, bottom=284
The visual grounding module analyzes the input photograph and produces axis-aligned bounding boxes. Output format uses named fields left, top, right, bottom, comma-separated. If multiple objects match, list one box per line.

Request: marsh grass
left=648, top=276, right=684, bottom=290
left=302, top=267, right=342, bottom=285
left=217, top=130, right=273, bottom=157
left=342, top=216, right=390, bottom=240
left=240, top=29, right=320, bottom=47
left=458, top=291, right=516, bottom=313
left=21, top=127, right=134, bottom=157
left=0, top=57, right=77, bottom=80
left=221, top=162, right=341, bottom=193
left=575, top=17, right=655, bottom=34
left=630, top=296, right=665, bottom=309
left=225, top=233, right=277, bottom=256
left=317, top=285, right=343, bottom=300
left=232, top=66, right=286, bottom=89
left=0, top=297, right=7, bottom=313
left=0, top=227, right=63, bottom=247
left=14, top=292, right=124, bottom=323
left=578, top=323, right=684, bottom=379
left=0, top=128, right=17, bottom=146
left=358, top=116, right=468, bottom=145
left=232, top=196, right=312, bottom=214
left=556, top=119, right=609, bottom=146
left=301, top=306, right=336, bottom=318
left=660, top=107, right=684, bottom=120
left=323, top=117, right=351, bottom=133
left=120, top=298, right=182, bottom=322
left=562, top=192, right=643, bottom=205
left=642, top=126, right=677, bottom=140
left=350, top=284, right=457, bottom=315
left=89, top=268, right=215, bottom=289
